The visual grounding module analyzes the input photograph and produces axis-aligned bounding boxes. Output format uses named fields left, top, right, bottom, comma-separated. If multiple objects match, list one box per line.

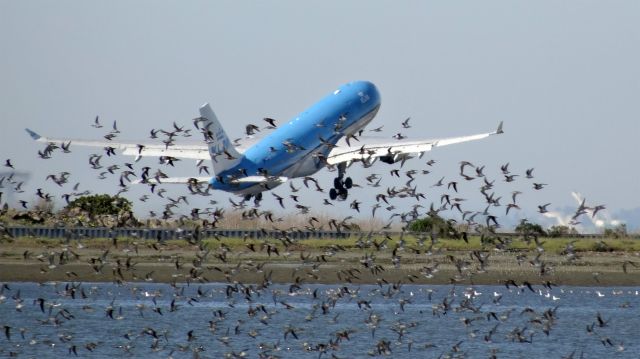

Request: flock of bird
left=0, top=278, right=636, bottom=358
left=2, top=114, right=607, bottom=231
left=0, top=114, right=635, bottom=358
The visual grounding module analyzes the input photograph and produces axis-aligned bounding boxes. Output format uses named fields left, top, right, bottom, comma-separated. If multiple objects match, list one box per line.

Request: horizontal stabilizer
left=132, top=177, right=211, bottom=184
left=231, top=176, right=288, bottom=184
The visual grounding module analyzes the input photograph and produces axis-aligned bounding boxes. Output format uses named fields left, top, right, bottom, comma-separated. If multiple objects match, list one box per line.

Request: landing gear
left=338, top=187, right=348, bottom=200
left=252, top=192, right=263, bottom=206
left=344, top=177, right=353, bottom=189
left=329, top=162, right=353, bottom=201
left=243, top=192, right=263, bottom=203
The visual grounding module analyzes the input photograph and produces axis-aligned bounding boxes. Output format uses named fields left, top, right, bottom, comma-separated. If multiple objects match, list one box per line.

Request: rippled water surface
left=1, top=282, right=638, bottom=358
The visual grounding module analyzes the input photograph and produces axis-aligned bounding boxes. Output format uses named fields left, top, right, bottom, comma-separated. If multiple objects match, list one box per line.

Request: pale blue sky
left=1, top=1, right=639, bottom=230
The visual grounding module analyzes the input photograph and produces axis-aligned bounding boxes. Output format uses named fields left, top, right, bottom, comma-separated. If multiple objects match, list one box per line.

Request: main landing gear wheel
left=244, top=193, right=263, bottom=202
left=329, top=162, right=353, bottom=201
left=338, top=187, right=348, bottom=200
left=330, top=174, right=354, bottom=201
left=344, top=177, right=353, bottom=189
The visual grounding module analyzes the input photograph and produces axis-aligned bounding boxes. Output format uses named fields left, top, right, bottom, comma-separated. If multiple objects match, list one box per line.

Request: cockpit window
left=358, top=91, right=370, bottom=103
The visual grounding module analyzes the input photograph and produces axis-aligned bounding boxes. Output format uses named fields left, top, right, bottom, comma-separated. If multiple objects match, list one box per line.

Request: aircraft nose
left=357, top=81, right=380, bottom=105
left=350, top=80, right=376, bottom=91
left=338, top=80, right=381, bottom=107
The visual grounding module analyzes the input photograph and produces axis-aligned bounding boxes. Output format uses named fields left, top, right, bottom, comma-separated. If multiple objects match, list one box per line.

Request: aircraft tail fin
left=199, top=103, right=242, bottom=174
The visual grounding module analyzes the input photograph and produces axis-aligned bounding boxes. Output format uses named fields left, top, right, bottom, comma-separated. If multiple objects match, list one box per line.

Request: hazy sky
left=1, top=1, right=639, bottom=230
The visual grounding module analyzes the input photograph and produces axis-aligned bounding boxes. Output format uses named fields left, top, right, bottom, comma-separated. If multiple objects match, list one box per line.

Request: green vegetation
left=515, top=219, right=546, bottom=237
left=547, top=225, right=577, bottom=238
left=603, top=223, right=628, bottom=238
left=61, top=194, right=140, bottom=227
left=407, top=214, right=459, bottom=238
left=6, top=233, right=639, bottom=254
left=67, top=194, right=132, bottom=217
left=0, top=193, right=141, bottom=227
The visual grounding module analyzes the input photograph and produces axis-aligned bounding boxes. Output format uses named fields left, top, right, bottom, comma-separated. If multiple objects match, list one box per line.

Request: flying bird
left=538, top=203, right=551, bottom=213
left=91, top=116, right=103, bottom=128
left=401, top=117, right=411, bottom=128
left=263, top=117, right=277, bottom=128
left=245, top=124, right=260, bottom=136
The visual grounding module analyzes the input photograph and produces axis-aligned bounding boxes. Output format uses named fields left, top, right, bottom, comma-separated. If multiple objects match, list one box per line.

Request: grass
left=2, top=233, right=640, bottom=285
left=3, top=234, right=640, bottom=255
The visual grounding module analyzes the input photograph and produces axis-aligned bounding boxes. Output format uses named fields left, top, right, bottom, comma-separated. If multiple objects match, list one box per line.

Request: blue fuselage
left=210, top=81, right=381, bottom=194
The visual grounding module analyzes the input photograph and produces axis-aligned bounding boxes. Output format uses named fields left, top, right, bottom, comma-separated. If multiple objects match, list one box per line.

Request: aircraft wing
left=25, top=128, right=211, bottom=160
left=326, top=122, right=503, bottom=165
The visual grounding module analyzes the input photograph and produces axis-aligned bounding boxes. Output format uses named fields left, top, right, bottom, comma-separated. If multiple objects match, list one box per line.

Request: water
left=0, top=282, right=638, bottom=358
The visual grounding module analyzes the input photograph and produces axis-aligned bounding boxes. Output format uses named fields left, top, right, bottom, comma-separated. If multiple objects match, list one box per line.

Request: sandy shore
left=1, top=261, right=639, bottom=286
left=1, top=237, right=639, bottom=286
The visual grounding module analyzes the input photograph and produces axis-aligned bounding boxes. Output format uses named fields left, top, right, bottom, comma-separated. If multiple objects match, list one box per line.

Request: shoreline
left=1, top=236, right=639, bottom=287
left=1, top=259, right=638, bottom=287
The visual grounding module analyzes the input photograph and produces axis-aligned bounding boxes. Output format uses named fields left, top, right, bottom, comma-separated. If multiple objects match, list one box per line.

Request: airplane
left=26, top=81, right=503, bottom=201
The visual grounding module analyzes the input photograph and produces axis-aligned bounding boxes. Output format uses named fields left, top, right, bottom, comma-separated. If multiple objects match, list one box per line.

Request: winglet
left=495, top=121, right=504, bottom=135
left=25, top=128, right=42, bottom=141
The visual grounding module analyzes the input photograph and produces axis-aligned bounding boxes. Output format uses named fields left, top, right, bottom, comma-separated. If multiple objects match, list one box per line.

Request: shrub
left=515, top=219, right=546, bottom=237
left=66, top=194, right=132, bottom=218
left=604, top=224, right=627, bottom=238
left=593, top=240, right=614, bottom=252
left=548, top=225, right=569, bottom=238
left=408, top=214, right=458, bottom=238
